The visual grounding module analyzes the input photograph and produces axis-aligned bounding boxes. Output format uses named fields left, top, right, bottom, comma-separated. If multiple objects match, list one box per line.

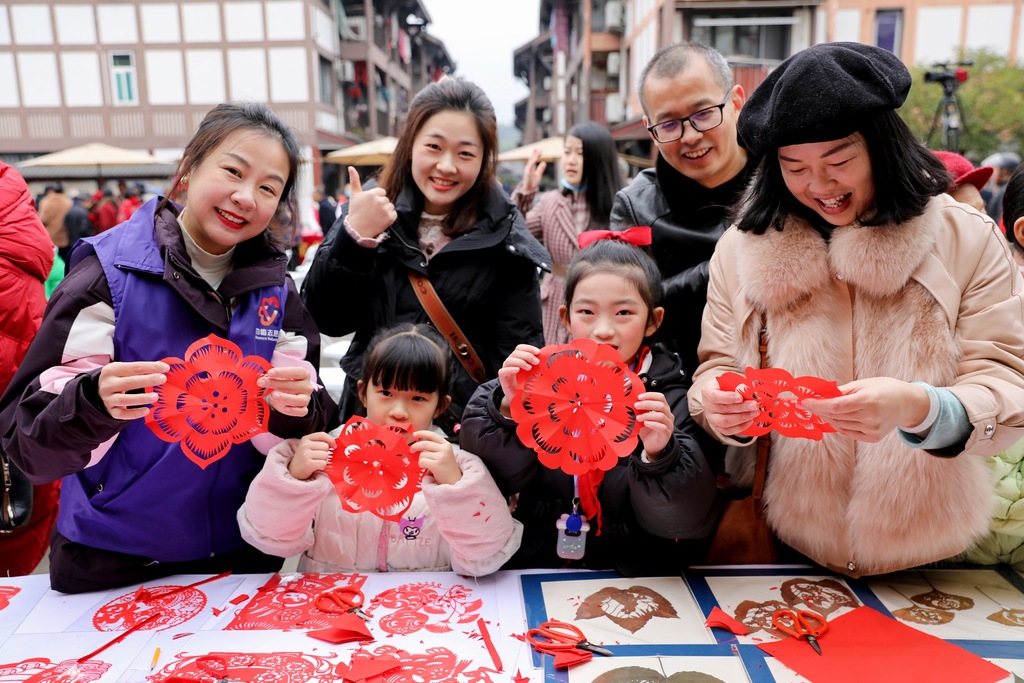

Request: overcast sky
left=422, top=0, right=541, bottom=126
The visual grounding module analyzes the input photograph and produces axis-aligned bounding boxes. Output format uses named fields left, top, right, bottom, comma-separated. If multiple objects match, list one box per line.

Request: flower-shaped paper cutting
left=146, top=334, right=270, bottom=469
left=511, top=338, right=643, bottom=476
left=717, top=367, right=842, bottom=441
left=326, top=416, right=423, bottom=522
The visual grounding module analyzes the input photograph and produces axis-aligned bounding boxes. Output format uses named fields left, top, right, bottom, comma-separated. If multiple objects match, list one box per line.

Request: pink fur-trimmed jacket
left=689, top=194, right=1024, bottom=577
left=238, top=435, right=522, bottom=576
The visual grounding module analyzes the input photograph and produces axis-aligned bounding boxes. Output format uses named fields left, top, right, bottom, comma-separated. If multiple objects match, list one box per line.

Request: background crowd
left=2, top=40, right=1024, bottom=591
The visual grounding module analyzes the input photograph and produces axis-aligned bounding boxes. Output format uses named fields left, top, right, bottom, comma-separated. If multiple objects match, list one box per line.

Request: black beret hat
left=738, top=42, right=911, bottom=158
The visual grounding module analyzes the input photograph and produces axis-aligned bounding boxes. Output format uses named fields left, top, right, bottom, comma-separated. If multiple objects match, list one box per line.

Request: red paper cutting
left=225, top=573, right=367, bottom=630
left=338, top=644, right=472, bottom=683
left=343, top=655, right=402, bottom=681
left=0, top=658, right=111, bottom=683
left=511, top=338, right=643, bottom=475
left=758, top=606, right=1008, bottom=683
left=93, top=585, right=205, bottom=631
left=369, top=582, right=483, bottom=636
left=327, top=416, right=423, bottom=522
left=146, top=334, right=270, bottom=469
left=717, top=367, right=842, bottom=440
left=0, top=585, right=20, bottom=610
left=151, top=651, right=335, bottom=683
left=706, top=605, right=750, bottom=634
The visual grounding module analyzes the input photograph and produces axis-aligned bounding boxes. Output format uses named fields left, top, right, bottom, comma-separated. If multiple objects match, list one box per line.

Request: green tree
left=899, top=49, right=1024, bottom=161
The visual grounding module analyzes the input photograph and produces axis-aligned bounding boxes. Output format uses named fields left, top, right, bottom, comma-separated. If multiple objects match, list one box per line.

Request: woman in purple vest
left=0, top=102, right=335, bottom=593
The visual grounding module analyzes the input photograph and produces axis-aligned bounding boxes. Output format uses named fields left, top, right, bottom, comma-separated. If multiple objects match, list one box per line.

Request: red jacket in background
left=0, top=162, right=60, bottom=576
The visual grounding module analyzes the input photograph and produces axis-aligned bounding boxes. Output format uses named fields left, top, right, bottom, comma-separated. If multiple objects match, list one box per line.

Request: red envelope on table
left=326, top=416, right=422, bottom=522
left=146, top=334, right=270, bottom=469
left=306, top=611, right=374, bottom=644
left=717, top=367, right=842, bottom=441
left=706, top=605, right=750, bottom=635
left=758, top=606, right=1008, bottom=683
left=510, top=338, right=644, bottom=475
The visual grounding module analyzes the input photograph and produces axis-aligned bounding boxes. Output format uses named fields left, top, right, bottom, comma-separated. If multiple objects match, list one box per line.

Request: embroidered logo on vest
left=256, top=296, right=282, bottom=341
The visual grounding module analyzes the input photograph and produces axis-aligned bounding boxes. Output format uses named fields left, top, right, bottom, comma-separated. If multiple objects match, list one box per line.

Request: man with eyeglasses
left=611, top=42, right=755, bottom=382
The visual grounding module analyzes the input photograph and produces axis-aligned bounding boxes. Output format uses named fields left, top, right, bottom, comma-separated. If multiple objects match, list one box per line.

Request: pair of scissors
left=772, top=609, right=828, bottom=656
left=526, top=619, right=613, bottom=657
left=314, top=587, right=371, bottom=621
left=195, top=655, right=240, bottom=683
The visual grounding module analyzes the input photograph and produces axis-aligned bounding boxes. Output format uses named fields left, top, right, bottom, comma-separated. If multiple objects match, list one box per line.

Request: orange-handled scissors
left=526, top=619, right=613, bottom=657
left=195, top=655, right=236, bottom=683
left=772, top=609, right=828, bottom=655
left=314, top=587, right=371, bottom=621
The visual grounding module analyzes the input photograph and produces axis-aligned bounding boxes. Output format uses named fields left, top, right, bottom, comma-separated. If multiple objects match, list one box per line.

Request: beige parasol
left=17, top=142, right=175, bottom=181
left=324, top=137, right=399, bottom=166
left=498, top=136, right=564, bottom=163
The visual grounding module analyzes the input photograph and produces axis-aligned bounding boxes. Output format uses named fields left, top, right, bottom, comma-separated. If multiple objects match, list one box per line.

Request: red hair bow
left=578, top=226, right=652, bottom=249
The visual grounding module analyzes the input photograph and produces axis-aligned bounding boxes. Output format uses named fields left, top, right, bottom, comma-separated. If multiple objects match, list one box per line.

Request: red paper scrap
left=146, top=334, right=270, bottom=468
left=512, top=670, right=531, bottom=683
left=228, top=594, right=248, bottom=605
left=211, top=607, right=225, bottom=616
left=476, top=617, right=503, bottom=671
left=552, top=648, right=592, bottom=668
left=757, top=606, right=1008, bottom=683
left=511, top=338, right=644, bottom=475
left=306, top=612, right=374, bottom=644
left=717, top=367, right=842, bottom=440
left=326, top=417, right=422, bottom=522
left=706, top=605, right=750, bottom=635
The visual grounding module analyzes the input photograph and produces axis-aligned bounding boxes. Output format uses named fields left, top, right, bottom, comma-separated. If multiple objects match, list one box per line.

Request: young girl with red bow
left=459, top=232, right=720, bottom=574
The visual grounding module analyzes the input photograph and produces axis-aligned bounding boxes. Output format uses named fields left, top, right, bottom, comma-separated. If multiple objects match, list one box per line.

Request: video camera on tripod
left=924, top=60, right=973, bottom=96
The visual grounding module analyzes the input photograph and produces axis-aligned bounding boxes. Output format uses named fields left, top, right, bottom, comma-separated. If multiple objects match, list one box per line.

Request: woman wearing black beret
left=688, top=42, right=1024, bottom=577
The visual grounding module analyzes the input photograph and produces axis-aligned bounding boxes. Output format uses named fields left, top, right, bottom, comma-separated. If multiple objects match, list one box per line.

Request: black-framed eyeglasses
left=646, top=101, right=728, bottom=143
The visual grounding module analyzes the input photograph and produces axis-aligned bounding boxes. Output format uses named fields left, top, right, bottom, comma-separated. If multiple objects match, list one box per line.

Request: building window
left=318, top=56, right=333, bottom=104
left=875, top=10, right=902, bottom=54
left=689, top=13, right=793, bottom=61
left=111, top=52, right=138, bottom=105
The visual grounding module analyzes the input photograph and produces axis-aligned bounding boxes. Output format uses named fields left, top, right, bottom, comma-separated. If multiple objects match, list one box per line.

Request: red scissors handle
left=526, top=619, right=613, bottom=657
left=315, top=588, right=371, bottom=620
left=772, top=609, right=827, bottom=655
left=195, top=655, right=229, bottom=682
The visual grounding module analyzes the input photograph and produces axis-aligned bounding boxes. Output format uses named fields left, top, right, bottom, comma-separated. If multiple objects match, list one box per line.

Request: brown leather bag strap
left=753, top=316, right=770, bottom=519
left=407, top=270, right=488, bottom=384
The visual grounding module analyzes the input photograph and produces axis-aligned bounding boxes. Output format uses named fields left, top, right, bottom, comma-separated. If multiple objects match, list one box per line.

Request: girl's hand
left=498, top=344, right=541, bottom=417
left=288, top=432, right=334, bottom=480
left=634, top=392, right=674, bottom=460
left=411, top=430, right=462, bottom=485
left=98, top=361, right=170, bottom=421
left=700, top=382, right=760, bottom=436
left=345, top=166, right=397, bottom=239
left=800, top=377, right=930, bottom=443
left=521, top=148, right=547, bottom=194
left=259, top=366, right=314, bottom=417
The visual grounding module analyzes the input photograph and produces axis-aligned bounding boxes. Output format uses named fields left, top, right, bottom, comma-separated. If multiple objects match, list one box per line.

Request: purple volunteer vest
left=59, top=199, right=286, bottom=561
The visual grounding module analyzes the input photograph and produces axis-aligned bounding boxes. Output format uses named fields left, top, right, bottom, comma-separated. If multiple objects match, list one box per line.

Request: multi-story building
left=515, top=0, right=1024, bottom=154
left=0, top=0, right=452, bottom=196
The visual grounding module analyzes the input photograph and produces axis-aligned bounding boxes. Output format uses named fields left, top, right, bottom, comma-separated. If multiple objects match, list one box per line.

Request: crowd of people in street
left=2, top=40, right=1024, bottom=593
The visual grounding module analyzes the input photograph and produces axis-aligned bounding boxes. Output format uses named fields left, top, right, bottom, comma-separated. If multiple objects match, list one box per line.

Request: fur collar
left=736, top=200, right=942, bottom=311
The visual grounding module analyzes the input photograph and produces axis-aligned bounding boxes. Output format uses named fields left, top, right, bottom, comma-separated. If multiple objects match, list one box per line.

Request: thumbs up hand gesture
left=345, top=166, right=398, bottom=239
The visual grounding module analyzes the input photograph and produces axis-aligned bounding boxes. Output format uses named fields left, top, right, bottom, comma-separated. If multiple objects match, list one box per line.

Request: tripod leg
left=927, top=98, right=944, bottom=147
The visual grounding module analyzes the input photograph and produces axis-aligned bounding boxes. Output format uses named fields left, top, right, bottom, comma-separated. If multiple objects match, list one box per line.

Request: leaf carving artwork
left=593, top=669, right=726, bottom=683
left=888, top=585, right=956, bottom=625
left=780, top=578, right=858, bottom=617
left=733, top=599, right=790, bottom=635
left=575, top=585, right=679, bottom=633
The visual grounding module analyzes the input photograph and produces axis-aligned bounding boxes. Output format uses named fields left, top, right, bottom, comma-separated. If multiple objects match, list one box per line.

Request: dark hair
left=736, top=111, right=951, bottom=234
left=362, top=323, right=454, bottom=397
left=567, top=121, right=624, bottom=229
left=379, top=78, right=498, bottom=237
left=1004, top=163, right=1024, bottom=254
left=167, top=101, right=301, bottom=231
left=564, top=239, right=662, bottom=329
left=637, top=42, right=733, bottom=115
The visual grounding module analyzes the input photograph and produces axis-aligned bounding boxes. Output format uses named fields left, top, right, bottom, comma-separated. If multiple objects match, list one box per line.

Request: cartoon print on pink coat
left=780, top=578, right=858, bottom=617
left=402, top=515, right=427, bottom=540
left=575, top=586, right=679, bottom=633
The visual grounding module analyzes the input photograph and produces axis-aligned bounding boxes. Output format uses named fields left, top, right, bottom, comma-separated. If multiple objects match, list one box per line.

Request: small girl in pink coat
left=238, top=324, right=521, bottom=575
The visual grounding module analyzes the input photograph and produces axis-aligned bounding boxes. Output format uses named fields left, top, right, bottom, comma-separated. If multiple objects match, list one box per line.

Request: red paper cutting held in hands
left=326, top=416, right=424, bottom=522
left=146, top=334, right=271, bottom=469
left=511, top=338, right=644, bottom=475
left=717, top=367, right=842, bottom=440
